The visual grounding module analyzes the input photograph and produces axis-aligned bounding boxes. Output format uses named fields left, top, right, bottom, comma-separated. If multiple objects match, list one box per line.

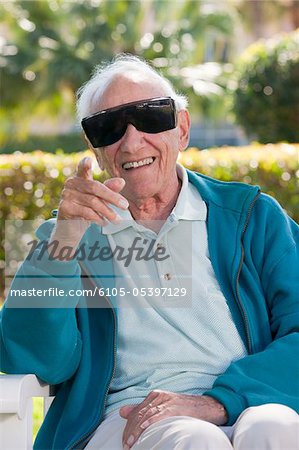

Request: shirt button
left=163, top=273, right=172, bottom=280
left=157, top=243, right=165, bottom=250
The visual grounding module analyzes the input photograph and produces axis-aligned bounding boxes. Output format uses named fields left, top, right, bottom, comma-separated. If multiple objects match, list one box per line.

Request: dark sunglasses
left=81, top=97, right=177, bottom=148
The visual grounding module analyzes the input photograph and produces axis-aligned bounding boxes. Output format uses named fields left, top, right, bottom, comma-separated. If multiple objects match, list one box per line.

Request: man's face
left=91, top=73, right=190, bottom=202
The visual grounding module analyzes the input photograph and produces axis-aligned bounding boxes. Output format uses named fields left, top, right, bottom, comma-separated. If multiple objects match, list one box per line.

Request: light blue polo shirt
left=103, top=164, right=247, bottom=417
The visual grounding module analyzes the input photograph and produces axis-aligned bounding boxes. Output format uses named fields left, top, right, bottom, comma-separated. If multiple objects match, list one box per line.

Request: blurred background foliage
left=233, top=29, right=299, bottom=142
left=0, top=0, right=236, bottom=149
left=1, top=0, right=299, bottom=151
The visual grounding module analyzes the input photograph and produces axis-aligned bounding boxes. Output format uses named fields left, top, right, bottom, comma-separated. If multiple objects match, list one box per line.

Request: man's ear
left=83, top=133, right=104, bottom=170
left=93, top=150, right=104, bottom=171
left=178, top=110, right=191, bottom=152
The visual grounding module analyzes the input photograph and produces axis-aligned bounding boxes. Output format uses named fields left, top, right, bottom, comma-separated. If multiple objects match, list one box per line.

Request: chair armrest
left=0, top=374, right=50, bottom=419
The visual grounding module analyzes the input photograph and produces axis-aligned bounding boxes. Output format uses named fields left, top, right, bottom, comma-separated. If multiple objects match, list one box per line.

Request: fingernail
left=123, top=445, right=130, bottom=450
left=127, top=435, right=135, bottom=445
left=113, top=215, right=123, bottom=224
left=140, top=420, right=149, bottom=429
left=119, top=199, right=129, bottom=209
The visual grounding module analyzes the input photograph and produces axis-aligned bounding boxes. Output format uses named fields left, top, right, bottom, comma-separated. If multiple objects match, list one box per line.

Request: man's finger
left=104, top=177, right=126, bottom=192
left=76, top=156, right=93, bottom=180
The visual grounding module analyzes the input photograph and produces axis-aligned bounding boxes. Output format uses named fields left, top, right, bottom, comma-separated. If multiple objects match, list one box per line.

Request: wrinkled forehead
left=91, top=72, right=169, bottom=114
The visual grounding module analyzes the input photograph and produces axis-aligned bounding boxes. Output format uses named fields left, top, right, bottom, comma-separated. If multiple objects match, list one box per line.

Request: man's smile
left=122, top=157, right=156, bottom=170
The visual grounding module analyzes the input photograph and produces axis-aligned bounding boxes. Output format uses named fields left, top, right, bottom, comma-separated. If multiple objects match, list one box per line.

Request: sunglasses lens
left=82, top=110, right=127, bottom=147
left=134, top=101, right=176, bottom=133
left=82, top=98, right=176, bottom=148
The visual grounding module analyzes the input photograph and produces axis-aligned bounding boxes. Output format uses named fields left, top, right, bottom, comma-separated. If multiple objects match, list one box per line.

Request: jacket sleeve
left=205, top=195, right=299, bottom=425
left=0, top=220, right=83, bottom=385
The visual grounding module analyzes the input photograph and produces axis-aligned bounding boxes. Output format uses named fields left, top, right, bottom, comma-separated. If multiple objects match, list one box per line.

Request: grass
left=33, top=397, right=44, bottom=442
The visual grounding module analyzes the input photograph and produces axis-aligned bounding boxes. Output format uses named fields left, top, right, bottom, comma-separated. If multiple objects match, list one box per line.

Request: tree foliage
left=0, top=0, right=236, bottom=144
left=233, top=29, right=299, bottom=143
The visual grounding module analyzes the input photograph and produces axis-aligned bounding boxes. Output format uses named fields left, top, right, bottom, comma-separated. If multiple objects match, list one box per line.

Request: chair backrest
left=0, top=374, right=52, bottom=450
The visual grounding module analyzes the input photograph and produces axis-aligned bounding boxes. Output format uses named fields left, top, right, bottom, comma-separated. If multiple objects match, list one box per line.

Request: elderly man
left=1, top=54, right=298, bottom=450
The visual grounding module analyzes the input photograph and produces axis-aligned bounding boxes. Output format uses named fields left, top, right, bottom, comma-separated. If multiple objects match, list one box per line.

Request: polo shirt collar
left=173, top=163, right=207, bottom=221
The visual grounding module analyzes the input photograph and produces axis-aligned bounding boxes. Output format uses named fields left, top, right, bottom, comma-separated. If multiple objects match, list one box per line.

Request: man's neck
left=128, top=178, right=182, bottom=232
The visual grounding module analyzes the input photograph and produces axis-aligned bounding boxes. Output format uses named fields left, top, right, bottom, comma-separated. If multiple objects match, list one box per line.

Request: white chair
left=0, top=374, right=53, bottom=450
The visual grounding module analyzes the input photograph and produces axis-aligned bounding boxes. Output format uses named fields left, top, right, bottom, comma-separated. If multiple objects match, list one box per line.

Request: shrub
left=1, top=143, right=298, bottom=302
left=233, top=29, right=299, bottom=143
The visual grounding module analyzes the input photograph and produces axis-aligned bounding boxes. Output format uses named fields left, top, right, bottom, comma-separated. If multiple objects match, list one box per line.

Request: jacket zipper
left=69, top=190, right=261, bottom=447
left=69, top=263, right=117, bottom=450
left=235, top=191, right=261, bottom=354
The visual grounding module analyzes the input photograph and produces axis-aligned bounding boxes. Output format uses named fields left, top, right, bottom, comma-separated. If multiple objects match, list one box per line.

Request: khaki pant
left=85, top=404, right=299, bottom=449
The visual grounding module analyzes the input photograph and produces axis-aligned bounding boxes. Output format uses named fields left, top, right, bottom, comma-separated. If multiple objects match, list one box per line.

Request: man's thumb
left=119, top=405, right=136, bottom=418
left=76, top=156, right=93, bottom=180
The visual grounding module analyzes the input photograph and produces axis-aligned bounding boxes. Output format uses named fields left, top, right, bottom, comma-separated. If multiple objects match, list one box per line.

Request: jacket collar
left=186, top=169, right=260, bottom=215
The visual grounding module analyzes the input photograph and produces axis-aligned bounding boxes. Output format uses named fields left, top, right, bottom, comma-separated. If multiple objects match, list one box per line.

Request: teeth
left=123, top=157, right=154, bottom=170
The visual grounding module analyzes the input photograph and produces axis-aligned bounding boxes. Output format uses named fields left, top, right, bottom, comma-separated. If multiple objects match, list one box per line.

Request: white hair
left=76, top=54, right=188, bottom=122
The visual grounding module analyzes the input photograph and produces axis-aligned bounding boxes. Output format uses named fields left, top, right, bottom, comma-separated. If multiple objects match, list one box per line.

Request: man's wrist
left=49, top=228, right=82, bottom=261
left=202, top=395, right=228, bottom=425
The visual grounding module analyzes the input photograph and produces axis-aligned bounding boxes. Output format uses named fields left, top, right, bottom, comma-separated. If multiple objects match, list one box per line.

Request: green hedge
left=1, top=143, right=298, bottom=301
left=179, top=144, right=299, bottom=223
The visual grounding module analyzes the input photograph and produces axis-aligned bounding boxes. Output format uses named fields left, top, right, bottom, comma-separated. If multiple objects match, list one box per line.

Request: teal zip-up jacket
left=1, top=170, right=299, bottom=449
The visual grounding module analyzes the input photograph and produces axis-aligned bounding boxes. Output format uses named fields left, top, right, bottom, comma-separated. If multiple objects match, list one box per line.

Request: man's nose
left=120, top=123, right=144, bottom=151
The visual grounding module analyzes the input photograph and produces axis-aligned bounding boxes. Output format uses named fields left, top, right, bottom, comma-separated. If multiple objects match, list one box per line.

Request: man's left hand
left=119, top=390, right=227, bottom=450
